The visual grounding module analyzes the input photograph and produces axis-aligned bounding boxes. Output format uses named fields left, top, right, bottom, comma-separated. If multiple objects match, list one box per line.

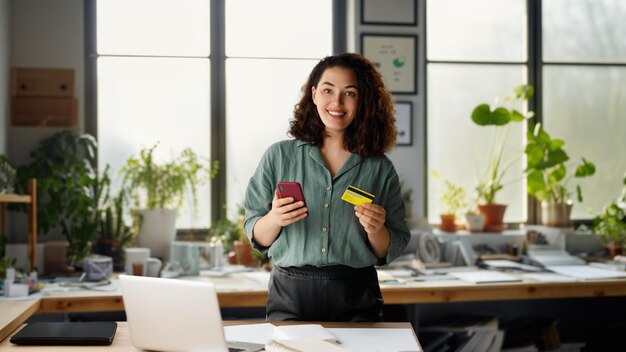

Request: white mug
left=124, top=247, right=150, bottom=275
left=145, top=257, right=162, bottom=277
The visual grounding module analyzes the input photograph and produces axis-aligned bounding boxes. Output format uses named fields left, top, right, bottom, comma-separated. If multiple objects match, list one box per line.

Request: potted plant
left=433, top=170, right=467, bottom=232
left=471, top=85, right=534, bottom=231
left=464, top=198, right=486, bottom=233
left=95, top=185, right=135, bottom=271
left=15, top=130, right=100, bottom=267
left=525, top=123, right=596, bottom=227
left=593, top=174, right=626, bottom=257
left=121, top=144, right=218, bottom=260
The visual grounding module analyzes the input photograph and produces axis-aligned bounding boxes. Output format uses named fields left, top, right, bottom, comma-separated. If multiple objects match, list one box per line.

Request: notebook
left=119, top=274, right=264, bottom=352
left=10, top=321, right=117, bottom=345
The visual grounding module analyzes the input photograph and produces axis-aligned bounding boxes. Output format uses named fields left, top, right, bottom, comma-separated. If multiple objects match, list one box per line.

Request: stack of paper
left=448, top=270, right=522, bottom=284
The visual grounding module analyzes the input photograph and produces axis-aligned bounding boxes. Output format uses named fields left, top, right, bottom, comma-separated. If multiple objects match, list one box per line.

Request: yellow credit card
left=341, top=185, right=375, bottom=206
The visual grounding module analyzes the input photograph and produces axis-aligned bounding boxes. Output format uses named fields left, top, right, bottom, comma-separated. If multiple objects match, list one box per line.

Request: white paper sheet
left=224, top=323, right=275, bottom=344
left=449, top=270, right=522, bottom=284
left=546, top=265, right=626, bottom=280
left=327, top=328, right=422, bottom=352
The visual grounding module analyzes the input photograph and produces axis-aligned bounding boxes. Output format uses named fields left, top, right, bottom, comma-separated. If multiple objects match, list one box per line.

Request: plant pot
left=96, top=239, right=124, bottom=271
left=439, top=214, right=457, bottom=232
left=478, top=204, right=507, bottom=232
left=541, top=201, right=573, bottom=227
left=134, top=208, right=177, bottom=261
left=234, top=239, right=259, bottom=267
left=465, top=213, right=486, bottom=233
left=604, top=243, right=624, bottom=258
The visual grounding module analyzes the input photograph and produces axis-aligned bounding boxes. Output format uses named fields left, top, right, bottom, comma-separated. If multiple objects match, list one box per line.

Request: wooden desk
left=32, top=274, right=626, bottom=313
left=0, top=321, right=419, bottom=351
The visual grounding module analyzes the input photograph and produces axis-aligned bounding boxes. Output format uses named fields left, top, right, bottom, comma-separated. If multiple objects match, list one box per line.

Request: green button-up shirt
left=244, top=140, right=411, bottom=268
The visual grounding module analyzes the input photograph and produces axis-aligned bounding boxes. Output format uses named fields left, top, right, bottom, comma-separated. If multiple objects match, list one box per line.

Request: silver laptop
left=119, top=275, right=263, bottom=352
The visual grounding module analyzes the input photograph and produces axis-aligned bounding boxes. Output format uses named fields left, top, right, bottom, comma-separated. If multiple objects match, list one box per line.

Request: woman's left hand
left=354, top=203, right=386, bottom=235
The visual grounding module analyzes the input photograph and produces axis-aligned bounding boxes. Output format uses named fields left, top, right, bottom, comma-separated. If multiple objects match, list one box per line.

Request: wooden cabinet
left=0, top=179, right=37, bottom=271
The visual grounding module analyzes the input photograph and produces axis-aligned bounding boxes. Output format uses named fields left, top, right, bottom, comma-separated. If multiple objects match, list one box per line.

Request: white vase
left=134, top=208, right=177, bottom=261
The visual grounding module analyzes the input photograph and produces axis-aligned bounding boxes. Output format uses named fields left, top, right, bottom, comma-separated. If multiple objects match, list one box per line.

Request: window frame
left=85, top=0, right=346, bottom=227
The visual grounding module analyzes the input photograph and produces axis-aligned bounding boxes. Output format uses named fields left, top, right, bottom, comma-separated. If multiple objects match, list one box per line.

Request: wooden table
left=0, top=321, right=420, bottom=351
left=32, top=274, right=626, bottom=313
left=2, top=273, right=626, bottom=343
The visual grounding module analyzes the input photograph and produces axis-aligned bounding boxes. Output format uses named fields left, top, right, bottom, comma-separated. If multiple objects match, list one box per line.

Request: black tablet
left=10, top=322, right=117, bottom=346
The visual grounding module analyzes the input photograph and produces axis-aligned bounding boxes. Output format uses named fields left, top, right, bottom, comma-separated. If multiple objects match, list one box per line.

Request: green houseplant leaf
left=471, top=85, right=534, bottom=205
left=525, top=123, right=596, bottom=203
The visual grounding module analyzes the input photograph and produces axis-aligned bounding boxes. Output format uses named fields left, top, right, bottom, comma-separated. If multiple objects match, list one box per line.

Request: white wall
left=9, top=0, right=84, bottom=166
left=0, top=0, right=9, bottom=155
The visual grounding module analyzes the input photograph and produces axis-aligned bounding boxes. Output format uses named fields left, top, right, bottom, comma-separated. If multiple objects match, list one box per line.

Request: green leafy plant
left=471, top=85, right=535, bottom=204
left=0, top=155, right=17, bottom=194
left=433, top=170, right=467, bottom=216
left=593, top=174, right=626, bottom=246
left=15, top=130, right=101, bottom=264
left=121, top=144, right=219, bottom=210
left=97, top=189, right=134, bottom=246
left=207, top=218, right=242, bottom=253
left=526, top=123, right=596, bottom=203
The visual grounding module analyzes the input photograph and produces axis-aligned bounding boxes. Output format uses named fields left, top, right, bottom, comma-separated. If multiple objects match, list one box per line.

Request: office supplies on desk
left=481, top=260, right=543, bottom=272
left=10, top=322, right=117, bottom=345
left=120, top=275, right=264, bottom=352
left=527, top=245, right=586, bottom=267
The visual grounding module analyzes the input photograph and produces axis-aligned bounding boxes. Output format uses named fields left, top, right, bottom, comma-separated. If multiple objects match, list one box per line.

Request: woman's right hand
left=268, top=189, right=308, bottom=227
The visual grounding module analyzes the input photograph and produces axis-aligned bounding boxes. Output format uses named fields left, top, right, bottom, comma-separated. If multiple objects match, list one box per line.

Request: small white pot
left=465, top=213, right=486, bottom=233
left=134, top=208, right=177, bottom=261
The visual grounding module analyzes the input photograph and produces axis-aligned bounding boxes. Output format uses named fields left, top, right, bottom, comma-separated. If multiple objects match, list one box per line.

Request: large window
left=426, top=0, right=528, bottom=224
left=542, top=0, right=626, bottom=219
left=426, top=0, right=626, bottom=223
left=95, top=0, right=333, bottom=228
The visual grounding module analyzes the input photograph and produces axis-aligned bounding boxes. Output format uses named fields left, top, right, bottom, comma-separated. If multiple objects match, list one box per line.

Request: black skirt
left=266, top=264, right=383, bottom=322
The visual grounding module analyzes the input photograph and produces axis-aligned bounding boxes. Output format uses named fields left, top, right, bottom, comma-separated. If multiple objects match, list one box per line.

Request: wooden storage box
left=11, top=97, right=77, bottom=127
left=10, top=68, right=74, bottom=97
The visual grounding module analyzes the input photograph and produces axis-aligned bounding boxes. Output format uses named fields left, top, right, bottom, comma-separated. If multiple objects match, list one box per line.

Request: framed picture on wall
left=361, top=34, right=417, bottom=94
left=395, top=102, right=412, bottom=146
left=361, top=0, right=417, bottom=26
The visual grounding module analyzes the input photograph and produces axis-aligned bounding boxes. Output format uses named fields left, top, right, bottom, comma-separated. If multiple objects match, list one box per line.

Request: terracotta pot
left=478, top=204, right=507, bottom=232
left=541, top=201, right=573, bottom=227
left=605, top=243, right=624, bottom=258
left=439, top=214, right=457, bottom=232
left=234, top=239, right=259, bottom=267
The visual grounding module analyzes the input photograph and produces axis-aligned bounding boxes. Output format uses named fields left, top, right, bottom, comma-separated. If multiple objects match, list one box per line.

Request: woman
left=244, top=53, right=410, bottom=321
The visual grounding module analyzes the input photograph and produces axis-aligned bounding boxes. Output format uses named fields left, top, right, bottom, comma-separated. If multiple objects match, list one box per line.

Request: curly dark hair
left=289, top=53, right=397, bottom=157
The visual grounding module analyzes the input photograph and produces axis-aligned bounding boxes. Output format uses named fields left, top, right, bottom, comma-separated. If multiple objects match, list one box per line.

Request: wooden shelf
left=0, top=194, right=32, bottom=203
left=0, top=179, right=37, bottom=271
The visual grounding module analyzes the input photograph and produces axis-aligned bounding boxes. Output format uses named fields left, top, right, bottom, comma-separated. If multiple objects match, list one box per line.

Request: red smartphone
left=276, top=181, right=306, bottom=206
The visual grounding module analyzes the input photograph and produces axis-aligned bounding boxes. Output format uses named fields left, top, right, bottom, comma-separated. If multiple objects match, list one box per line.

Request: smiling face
left=311, top=66, right=359, bottom=137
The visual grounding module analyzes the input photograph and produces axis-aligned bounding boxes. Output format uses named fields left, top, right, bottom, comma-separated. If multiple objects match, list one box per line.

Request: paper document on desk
left=482, top=260, right=542, bottom=272
left=265, top=337, right=348, bottom=352
left=448, top=270, right=522, bottom=284
left=522, top=273, right=577, bottom=282
left=546, top=265, right=626, bottom=280
left=527, top=245, right=586, bottom=266
left=327, top=328, right=422, bottom=352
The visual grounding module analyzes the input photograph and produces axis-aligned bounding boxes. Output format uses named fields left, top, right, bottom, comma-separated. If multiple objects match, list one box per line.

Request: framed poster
left=361, top=34, right=417, bottom=94
left=361, top=0, right=417, bottom=26
left=395, top=102, right=413, bottom=146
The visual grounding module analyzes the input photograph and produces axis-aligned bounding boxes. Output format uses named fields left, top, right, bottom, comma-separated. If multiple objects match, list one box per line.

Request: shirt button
left=322, top=226, right=328, bottom=232
left=324, top=203, right=329, bottom=208
left=321, top=248, right=327, bottom=253
left=326, top=186, right=332, bottom=191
